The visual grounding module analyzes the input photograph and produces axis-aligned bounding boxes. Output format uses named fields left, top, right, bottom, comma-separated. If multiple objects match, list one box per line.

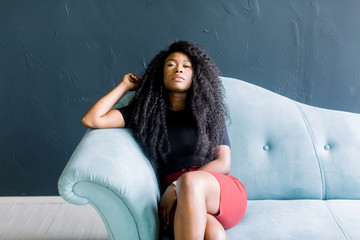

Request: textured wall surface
left=1, top=0, right=360, bottom=195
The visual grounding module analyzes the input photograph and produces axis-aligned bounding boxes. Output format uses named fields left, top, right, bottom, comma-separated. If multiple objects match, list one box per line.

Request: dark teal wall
left=1, top=0, right=360, bottom=195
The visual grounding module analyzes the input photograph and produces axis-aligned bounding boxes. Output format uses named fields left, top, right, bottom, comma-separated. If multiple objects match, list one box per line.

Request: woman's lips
left=172, top=75, right=185, bottom=81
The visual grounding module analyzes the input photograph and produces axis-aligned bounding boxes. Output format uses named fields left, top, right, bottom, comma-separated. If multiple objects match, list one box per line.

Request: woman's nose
left=175, top=69, right=183, bottom=73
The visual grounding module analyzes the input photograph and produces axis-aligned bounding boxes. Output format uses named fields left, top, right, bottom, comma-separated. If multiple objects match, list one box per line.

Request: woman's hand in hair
left=122, top=73, right=142, bottom=91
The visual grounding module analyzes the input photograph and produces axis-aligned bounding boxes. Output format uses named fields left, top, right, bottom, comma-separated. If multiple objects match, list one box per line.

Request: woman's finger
left=165, top=206, right=172, bottom=230
left=164, top=211, right=168, bottom=229
left=129, top=73, right=138, bottom=80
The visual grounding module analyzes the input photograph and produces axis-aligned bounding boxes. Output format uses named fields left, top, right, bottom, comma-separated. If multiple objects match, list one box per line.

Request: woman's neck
left=167, top=92, right=187, bottom=111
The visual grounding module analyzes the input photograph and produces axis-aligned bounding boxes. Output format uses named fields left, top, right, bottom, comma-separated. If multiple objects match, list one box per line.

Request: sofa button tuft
left=324, top=144, right=331, bottom=151
left=263, top=145, right=269, bottom=151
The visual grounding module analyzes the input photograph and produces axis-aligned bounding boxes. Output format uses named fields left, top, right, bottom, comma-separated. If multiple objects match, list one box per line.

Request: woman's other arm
left=81, top=73, right=141, bottom=129
left=198, top=145, right=231, bottom=175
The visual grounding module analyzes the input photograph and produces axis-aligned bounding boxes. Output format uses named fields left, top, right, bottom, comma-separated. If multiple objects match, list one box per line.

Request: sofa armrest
left=58, top=128, right=160, bottom=240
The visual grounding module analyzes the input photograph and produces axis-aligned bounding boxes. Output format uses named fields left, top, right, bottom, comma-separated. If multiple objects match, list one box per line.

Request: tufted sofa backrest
left=222, top=77, right=360, bottom=200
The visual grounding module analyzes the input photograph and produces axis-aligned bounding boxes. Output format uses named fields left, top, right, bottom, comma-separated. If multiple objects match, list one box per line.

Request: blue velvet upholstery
left=58, top=77, right=360, bottom=239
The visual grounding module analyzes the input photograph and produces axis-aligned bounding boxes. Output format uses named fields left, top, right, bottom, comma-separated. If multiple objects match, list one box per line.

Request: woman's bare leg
left=173, top=171, right=222, bottom=240
left=205, top=214, right=226, bottom=240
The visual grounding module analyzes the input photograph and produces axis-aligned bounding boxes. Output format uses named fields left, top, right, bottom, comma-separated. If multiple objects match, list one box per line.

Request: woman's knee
left=177, top=171, right=203, bottom=195
left=176, top=171, right=221, bottom=214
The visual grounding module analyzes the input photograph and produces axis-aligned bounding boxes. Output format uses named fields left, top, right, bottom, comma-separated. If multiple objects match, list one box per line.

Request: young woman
left=81, top=40, right=247, bottom=240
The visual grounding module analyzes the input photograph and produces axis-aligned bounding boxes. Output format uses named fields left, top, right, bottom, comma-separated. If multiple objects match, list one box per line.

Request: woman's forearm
left=198, top=158, right=230, bottom=175
left=81, top=73, right=141, bottom=128
left=81, top=82, right=129, bottom=127
left=198, top=145, right=231, bottom=175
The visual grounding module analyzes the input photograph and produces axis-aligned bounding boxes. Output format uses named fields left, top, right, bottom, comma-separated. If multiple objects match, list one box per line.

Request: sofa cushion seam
left=295, top=103, right=327, bottom=199
left=324, top=201, right=351, bottom=240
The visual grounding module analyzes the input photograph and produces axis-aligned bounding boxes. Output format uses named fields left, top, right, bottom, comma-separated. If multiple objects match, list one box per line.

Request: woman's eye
left=167, top=63, right=175, bottom=67
left=184, top=65, right=191, bottom=68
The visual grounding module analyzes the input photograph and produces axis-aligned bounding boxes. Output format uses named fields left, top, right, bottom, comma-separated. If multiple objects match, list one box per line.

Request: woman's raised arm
left=81, top=73, right=141, bottom=129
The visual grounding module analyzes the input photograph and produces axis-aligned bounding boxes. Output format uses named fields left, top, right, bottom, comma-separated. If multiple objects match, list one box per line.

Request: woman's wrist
left=118, top=81, right=131, bottom=92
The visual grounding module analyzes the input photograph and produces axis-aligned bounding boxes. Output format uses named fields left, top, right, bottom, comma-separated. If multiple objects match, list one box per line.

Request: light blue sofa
left=58, top=77, right=360, bottom=240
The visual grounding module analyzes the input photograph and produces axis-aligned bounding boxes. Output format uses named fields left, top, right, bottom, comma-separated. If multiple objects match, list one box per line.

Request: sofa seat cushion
left=226, top=200, right=352, bottom=240
left=325, top=200, right=360, bottom=239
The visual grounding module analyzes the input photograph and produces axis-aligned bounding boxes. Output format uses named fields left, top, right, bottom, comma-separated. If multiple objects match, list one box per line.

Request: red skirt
left=162, top=166, right=247, bottom=230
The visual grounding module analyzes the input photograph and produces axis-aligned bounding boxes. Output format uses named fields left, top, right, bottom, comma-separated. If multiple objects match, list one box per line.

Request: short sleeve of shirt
left=117, top=105, right=133, bottom=128
left=221, top=125, right=231, bottom=148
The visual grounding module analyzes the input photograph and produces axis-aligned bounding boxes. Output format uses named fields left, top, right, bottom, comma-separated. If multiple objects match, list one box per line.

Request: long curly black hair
left=128, top=40, right=229, bottom=171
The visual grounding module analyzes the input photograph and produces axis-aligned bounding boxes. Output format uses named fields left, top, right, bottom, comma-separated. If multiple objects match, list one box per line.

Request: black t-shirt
left=117, top=105, right=230, bottom=175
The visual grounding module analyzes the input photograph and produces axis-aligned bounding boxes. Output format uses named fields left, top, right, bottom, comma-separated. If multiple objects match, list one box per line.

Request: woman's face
left=163, top=51, right=193, bottom=93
